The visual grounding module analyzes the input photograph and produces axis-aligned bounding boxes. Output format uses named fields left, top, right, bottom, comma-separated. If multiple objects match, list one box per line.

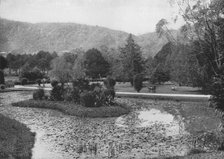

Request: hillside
left=0, top=18, right=169, bottom=57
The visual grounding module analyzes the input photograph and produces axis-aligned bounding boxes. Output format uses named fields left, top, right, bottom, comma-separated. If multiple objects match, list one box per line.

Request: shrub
left=102, top=89, right=115, bottom=105
left=5, top=81, right=14, bottom=88
left=51, top=80, right=58, bottom=87
left=33, top=89, right=45, bottom=100
left=80, top=87, right=116, bottom=107
left=93, top=86, right=106, bottom=107
left=72, top=78, right=89, bottom=92
left=21, top=78, right=28, bottom=85
left=80, top=91, right=96, bottom=107
left=14, top=81, right=21, bottom=85
left=63, top=87, right=73, bottom=102
left=71, top=87, right=80, bottom=103
left=0, top=84, right=5, bottom=90
left=50, top=85, right=63, bottom=101
left=89, top=83, right=102, bottom=91
left=36, top=79, right=42, bottom=86
left=188, top=149, right=206, bottom=155
left=104, top=76, right=116, bottom=89
left=133, top=74, right=143, bottom=92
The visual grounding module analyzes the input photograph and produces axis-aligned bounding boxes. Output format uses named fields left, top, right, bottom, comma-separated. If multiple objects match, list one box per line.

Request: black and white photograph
left=0, top=0, right=224, bottom=158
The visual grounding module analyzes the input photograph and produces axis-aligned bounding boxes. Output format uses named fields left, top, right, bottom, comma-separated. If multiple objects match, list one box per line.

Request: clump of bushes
left=17, top=77, right=129, bottom=118
left=80, top=91, right=96, bottom=107
left=73, top=78, right=89, bottom=91
left=80, top=86, right=115, bottom=107
left=50, top=84, right=64, bottom=101
left=34, top=78, right=117, bottom=108
left=51, top=80, right=58, bottom=87
left=33, top=89, right=45, bottom=100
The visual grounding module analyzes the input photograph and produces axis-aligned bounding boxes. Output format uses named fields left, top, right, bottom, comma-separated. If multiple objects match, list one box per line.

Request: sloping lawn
left=0, top=114, right=35, bottom=159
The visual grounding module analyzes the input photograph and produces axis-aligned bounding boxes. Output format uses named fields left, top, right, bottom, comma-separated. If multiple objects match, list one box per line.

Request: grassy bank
left=12, top=100, right=131, bottom=118
left=0, top=114, right=35, bottom=159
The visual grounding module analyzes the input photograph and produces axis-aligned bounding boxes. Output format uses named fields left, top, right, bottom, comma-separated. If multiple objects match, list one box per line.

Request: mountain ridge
left=0, top=18, right=170, bottom=57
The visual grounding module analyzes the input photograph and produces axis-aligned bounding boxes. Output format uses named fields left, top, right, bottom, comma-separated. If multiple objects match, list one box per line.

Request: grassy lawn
left=12, top=100, right=131, bottom=118
left=21, top=82, right=203, bottom=95
left=0, top=114, right=35, bottom=159
left=5, top=76, right=19, bottom=82
left=115, top=82, right=202, bottom=94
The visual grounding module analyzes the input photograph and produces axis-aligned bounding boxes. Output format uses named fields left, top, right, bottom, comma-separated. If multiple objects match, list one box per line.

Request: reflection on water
left=32, top=131, right=65, bottom=159
left=0, top=91, right=32, bottom=105
left=0, top=91, right=192, bottom=159
left=116, top=109, right=188, bottom=136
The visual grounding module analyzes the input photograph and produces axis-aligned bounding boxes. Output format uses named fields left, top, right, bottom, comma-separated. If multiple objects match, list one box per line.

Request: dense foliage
left=0, top=55, right=8, bottom=70
left=150, top=65, right=170, bottom=84
left=0, top=55, right=8, bottom=84
left=20, top=67, right=44, bottom=82
left=37, top=78, right=117, bottom=108
left=84, top=48, right=110, bottom=78
left=161, top=0, right=224, bottom=108
left=6, top=51, right=57, bottom=75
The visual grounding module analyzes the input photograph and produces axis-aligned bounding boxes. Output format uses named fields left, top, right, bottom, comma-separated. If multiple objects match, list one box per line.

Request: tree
left=120, top=34, right=144, bottom=83
left=133, top=74, right=143, bottom=92
left=169, top=0, right=224, bottom=108
left=50, top=57, right=73, bottom=87
left=72, top=52, right=86, bottom=80
left=171, top=0, right=224, bottom=77
left=63, top=52, right=77, bottom=65
left=0, top=55, right=8, bottom=84
left=84, top=48, right=110, bottom=79
left=36, top=51, right=55, bottom=73
left=150, top=65, right=170, bottom=84
left=20, top=67, right=43, bottom=82
left=156, top=19, right=177, bottom=43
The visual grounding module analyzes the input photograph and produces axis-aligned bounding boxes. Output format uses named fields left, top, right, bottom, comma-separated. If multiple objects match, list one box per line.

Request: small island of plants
left=12, top=77, right=131, bottom=118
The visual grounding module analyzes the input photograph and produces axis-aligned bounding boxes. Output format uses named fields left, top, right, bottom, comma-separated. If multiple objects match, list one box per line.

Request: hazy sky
left=0, top=0, right=184, bottom=35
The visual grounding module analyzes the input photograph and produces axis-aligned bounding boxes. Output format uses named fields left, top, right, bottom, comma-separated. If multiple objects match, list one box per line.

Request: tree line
left=0, top=32, right=212, bottom=88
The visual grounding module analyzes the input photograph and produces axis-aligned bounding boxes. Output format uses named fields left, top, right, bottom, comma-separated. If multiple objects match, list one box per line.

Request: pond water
left=116, top=109, right=188, bottom=137
left=0, top=91, right=220, bottom=158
